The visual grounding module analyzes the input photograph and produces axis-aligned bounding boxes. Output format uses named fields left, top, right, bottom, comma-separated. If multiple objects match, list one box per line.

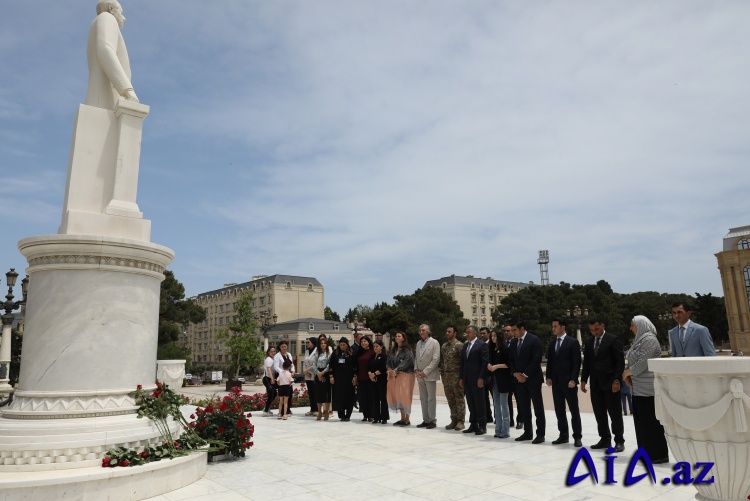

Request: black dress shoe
left=416, top=422, right=429, bottom=428
left=515, top=434, right=533, bottom=441
left=426, top=422, right=436, bottom=429
left=462, top=427, right=478, bottom=434
left=574, top=439, right=583, bottom=447
left=590, top=440, right=611, bottom=449
left=515, top=423, right=524, bottom=429
left=614, top=442, right=625, bottom=453
left=475, top=429, right=487, bottom=435
left=532, top=436, right=545, bottom=444
left=551, top=437, right=569, bottom=445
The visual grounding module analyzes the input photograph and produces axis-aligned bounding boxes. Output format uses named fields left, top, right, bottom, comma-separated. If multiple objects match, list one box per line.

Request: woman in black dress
left=368, top=340, right=390, bottom=424
left=330, top=337, right=356, bottom=421
left=355, top=336, right=375, bottom=421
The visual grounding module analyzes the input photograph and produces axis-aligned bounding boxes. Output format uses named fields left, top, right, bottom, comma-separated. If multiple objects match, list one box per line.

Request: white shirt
left=273, top=351, right=296, bottom=376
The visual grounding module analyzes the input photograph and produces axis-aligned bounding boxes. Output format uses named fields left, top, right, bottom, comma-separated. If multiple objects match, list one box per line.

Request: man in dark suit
left=581, top=317, right=625, bottom=452
left=509, top=321, right=546, bottom=444
left=545, top=318, right=582, bottom=447
left=459, top=325, right=489, bottom=435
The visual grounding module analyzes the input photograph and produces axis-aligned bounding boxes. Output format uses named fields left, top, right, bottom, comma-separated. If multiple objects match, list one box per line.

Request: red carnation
left=156, top=382, right=163, bottom=387
left=119, top=460, right=130, bottom=467
left=218, top=427, right=224, bottom=434
left=136, top=384, right=142, bottom=390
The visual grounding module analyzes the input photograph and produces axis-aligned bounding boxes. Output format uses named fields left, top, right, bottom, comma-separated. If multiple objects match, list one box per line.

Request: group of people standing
left=260, top=301, right=715, bottom=464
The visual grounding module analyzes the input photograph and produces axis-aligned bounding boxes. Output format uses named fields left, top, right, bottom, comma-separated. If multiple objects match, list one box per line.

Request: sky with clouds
left=1, top=1, right=748, bottom=316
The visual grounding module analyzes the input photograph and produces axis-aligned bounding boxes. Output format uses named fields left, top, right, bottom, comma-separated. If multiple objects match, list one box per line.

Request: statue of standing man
left=85, top=0, right=139, bottom=110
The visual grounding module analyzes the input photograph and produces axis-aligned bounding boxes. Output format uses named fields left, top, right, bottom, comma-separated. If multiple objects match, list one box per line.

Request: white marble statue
left=85, top=0, right=139, bottom=110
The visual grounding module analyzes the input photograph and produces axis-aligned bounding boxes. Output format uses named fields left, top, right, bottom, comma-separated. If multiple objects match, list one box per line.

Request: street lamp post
left=0, top=269, right=28, bottom=393
left=565, top=305, right=588, bottom=348
left=256, top=311, right=277, bottom=352
left=658, top=311, right=672, bottom=354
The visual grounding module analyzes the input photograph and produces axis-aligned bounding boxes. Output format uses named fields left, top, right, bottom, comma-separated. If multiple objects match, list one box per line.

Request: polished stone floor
left=145, top=395, right=698, bottom=501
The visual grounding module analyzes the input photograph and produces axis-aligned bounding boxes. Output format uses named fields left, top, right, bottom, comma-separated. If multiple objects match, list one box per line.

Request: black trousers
left=465, top=382, right=486, bottom=429
left=371, top=380, right=390, bottom=422
left=262, top=376, right=277, bottom=412
left=306, top=379, right=317, bottom=413
left=632, top=396, right=669, bottom=460
left=516, top=379, right=546, bottom=438
left=357, top=379, right=372, bottom=419
left=551, top=384, right=582, bottom=440
left=589, top=381, right=624, bottom=443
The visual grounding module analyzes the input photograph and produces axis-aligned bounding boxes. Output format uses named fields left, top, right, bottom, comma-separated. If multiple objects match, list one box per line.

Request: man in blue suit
left=509, top=321, right=546, bottom=444
left=545, top=318, right=582, bottom=447
left=670, top=302, right=716, bottom=357
left=459, top=325, right=489, bottom=435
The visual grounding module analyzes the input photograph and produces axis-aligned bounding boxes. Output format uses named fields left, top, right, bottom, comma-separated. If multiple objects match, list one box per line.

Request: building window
left=471, top=283, right=475, bottom=289
left=471, top=293, right=477, bottom=303
left=260, top=297, right=265, bottom=306
left=309, top=323, right=315, bottom=330
left=481, top=319, right=486, bottom=327
left=480, top=294, right=485, bottom=303
left=472, top=306, right=477, bottom=315
left=739, top=238, right=750, bottom=250
left=442, top=282, right=447, bottom=288
left=489, top=295, right=494, bottom=303
left=252, top=300, right=256, bottom=307
left=308, top=283, right=313, bottom=291
left=286, top=281, right=292, bottom=289
left=744, top=266, right=750, bottom=308
left=481, top=307, right=486, bottom=315
left=334, top=324, right=339, bottom=330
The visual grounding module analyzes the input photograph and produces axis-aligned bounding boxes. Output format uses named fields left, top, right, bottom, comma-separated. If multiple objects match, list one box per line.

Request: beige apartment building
left=716, top=225, right=750, bottom=353
left=186, top=274, right=324, bottom=366
left=423, top=274, right=533, bottom=328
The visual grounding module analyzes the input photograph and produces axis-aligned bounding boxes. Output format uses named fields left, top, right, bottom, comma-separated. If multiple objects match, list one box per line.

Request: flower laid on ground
left=102, top=383, right=219, bottom=468
left=199, top=384, right=309, bottom=412
left=192, top=386, right=255, bottom=458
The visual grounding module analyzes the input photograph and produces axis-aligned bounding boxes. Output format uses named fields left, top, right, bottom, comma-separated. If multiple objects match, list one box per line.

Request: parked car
left=187, top=377, right=202, bottom=386
left=236, top=376, right=245, bottom=383
left=185, top=373, right=193, bottom=380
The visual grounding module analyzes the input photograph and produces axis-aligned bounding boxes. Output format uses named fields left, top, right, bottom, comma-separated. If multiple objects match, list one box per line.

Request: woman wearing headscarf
left=622, top=315, right=669, bottom=464
left=386, top=331, right=416, bottom=426
left=302, top=337, right=318, bottom=416
left=330, top=337, right=356, bottom=421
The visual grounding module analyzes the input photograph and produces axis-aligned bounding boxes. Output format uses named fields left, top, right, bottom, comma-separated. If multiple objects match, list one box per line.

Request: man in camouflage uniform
left=441, top=325, right=466, bottom=430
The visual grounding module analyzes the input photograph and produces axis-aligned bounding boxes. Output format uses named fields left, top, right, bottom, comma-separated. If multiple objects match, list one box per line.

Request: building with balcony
left=716, top=225, right=750, bottom=353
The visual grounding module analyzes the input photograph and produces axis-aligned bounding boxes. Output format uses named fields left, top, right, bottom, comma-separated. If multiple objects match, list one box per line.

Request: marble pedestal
left=156, top=360, right=186, bottom=391
left=650, top=357, right=750, bottom=501
left=0, top=235, right=176, bottom=470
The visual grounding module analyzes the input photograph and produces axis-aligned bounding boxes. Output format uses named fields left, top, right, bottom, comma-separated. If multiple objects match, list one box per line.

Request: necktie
left=679, top=326, right=686, bottom=344
left=556, top=337, right=562, bottom=353
left=517, top=338, right=523, bottom=354
left=466, top=341, right=473, bottom=358
left=594, top=337, right=600, bottom=353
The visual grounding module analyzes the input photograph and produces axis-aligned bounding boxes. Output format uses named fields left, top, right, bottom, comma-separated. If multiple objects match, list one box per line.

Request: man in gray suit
left=670, top=302, right=716, bottom=357
left=415, top=324, right=441, bottom=429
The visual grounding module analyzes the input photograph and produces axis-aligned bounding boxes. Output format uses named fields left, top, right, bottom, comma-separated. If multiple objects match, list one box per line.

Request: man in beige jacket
left=415, top=324, right=441, bottom=429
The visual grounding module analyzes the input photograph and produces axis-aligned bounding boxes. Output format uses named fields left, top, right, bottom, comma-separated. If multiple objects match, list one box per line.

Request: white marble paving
left=142, top=396, right=704, bottom=501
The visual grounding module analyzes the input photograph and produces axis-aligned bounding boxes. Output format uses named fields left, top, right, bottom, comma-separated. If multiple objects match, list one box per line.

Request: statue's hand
left=122, top=88, right=139, bottom=102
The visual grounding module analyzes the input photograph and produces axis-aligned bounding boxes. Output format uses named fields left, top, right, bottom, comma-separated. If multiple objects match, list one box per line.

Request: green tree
left=217, top=290, right=262, bottom=378
left=366, top=287, right=468, bottom=345
left=159, top=270, right=206, bottom=346
left=324, top=306, right=341, bottom=321
left=156, top=342, right=192, bottom=369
